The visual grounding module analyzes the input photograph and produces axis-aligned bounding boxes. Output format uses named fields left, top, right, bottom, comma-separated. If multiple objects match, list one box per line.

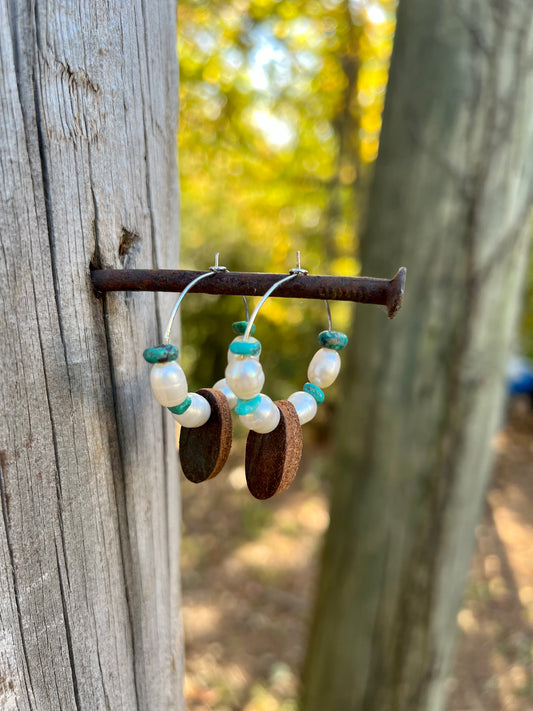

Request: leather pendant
left=245, top=400, right=303, bottom=500
left=179, top=388, right=232, bottom=483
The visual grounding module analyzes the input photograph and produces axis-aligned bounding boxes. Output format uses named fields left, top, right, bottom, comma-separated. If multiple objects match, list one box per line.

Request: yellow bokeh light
left=360, top=137, right=380, bottom=163
left=360, top=111, right=382, bottom=134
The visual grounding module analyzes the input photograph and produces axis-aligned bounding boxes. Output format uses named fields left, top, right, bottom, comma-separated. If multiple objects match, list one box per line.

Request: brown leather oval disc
left=245, top=400, right=303, bottom=500
left=179, top=388, right=232, bottom=483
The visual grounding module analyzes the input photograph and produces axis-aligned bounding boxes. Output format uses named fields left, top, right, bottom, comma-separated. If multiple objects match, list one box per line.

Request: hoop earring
left=227, top=253, right=308, bottom=423
left=246, top=296, right=347, bottom=499
left=219, top=253, right=344, bottom=499
left=143, top=254, right=233, bottom=483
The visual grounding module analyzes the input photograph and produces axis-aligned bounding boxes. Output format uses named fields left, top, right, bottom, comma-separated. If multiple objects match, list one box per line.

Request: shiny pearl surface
left=307, top=348, right=341, bottom=389
left=227, top=336, right=261, bottom=363
left=288, top=391, right=318, bottom=425
left=150, top=361, right=188, bottom=407
left=213, top=378, right=238, bottom=409
left=225, top=359, right=265, bottom=400
left=172, top=393, right=211, bottom=427
left=239, top=394, right=280, bottom=434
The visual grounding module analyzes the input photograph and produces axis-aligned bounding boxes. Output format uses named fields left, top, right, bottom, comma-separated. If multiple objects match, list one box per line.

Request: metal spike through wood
left=91, top=266, right=407, bottom=319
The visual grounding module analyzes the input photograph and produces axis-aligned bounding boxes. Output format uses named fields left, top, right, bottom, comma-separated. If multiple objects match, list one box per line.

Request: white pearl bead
left=239, top=394, right=280, bottom=434
left=227, top=336, right=261, bottom=363
left=288, top=391, right=318, bottom=425
left=172, top=393, right=211, bottom=427
left=213, top=378, right=238, bottom=409
left=307, top=348, right=341, bottom=388
left=225, top=359, right=265, bottom=400
left=150, top=362, right=188, bottom=407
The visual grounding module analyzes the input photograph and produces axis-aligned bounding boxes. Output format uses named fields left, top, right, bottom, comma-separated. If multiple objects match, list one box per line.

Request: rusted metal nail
left=90, top=267, right=407, bottom=318
left=386, top=267, right=407, bottom=319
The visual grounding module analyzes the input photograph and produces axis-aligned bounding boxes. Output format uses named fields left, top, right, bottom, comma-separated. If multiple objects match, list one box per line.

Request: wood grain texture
left=245, top=401, right=303, bottom=500
left=303, top=2, right=533, bottom=711
left=0, top=1, right=182, bottom=709
left=179, top=388, right=233, bottom=483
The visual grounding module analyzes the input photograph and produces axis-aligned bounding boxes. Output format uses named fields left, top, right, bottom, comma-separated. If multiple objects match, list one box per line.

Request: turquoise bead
left=143, top=344, right=179, bottom=363
left=235, top=395, right=261, bottom=415
left=168, top=396, right=192, bottom=415
left=229, top=340, right=261, bottom=357
left=318, top=330, right=348, bottom=351
left=303, top=382, right=325, bottom=404
left=232, top=321, right=256, bottom=336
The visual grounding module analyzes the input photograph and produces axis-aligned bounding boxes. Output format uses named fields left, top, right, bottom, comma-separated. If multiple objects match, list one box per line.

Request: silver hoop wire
left=163, top=253, right=228, bottom=345
left=243, top=251, right=308, bottom=341
left=324, top=299, right=333, bottom=330
left=241, top=295, right=250, bottom=322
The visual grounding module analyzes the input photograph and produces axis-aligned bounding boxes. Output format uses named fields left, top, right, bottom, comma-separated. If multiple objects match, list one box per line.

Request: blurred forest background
left=179, top=0, right=396, bottom=395
left=177, top=1, right=533, bottom=710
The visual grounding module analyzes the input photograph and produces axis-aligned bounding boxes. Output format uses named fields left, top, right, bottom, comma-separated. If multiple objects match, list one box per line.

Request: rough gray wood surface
left=303, top=1, right=533, bottom=710
left=0, top=1, right=182, bottom=709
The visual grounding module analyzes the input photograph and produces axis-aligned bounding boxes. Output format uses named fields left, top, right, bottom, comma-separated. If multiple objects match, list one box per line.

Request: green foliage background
left=177, top=0, right=533, bottom=405
left=177, top=0, right=396, bottom=404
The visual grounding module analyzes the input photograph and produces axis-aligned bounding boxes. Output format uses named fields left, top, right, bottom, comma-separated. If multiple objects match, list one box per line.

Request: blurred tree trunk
left=303, top=2, right=533, bottom=710
left=323, top=0, right=362, bottom=267
left=0, top=1, right=182, bottom=709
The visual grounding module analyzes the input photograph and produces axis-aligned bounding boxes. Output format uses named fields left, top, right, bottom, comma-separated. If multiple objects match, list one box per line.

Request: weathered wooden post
left=0, top=2, right=182, bottom=708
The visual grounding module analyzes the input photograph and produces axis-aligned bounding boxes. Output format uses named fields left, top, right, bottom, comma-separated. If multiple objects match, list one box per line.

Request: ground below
left=181, top=410, right=533, bottom=711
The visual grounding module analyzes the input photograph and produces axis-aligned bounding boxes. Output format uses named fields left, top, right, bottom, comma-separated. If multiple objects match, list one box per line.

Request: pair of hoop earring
left=143, top=255, right=348, bottom=500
